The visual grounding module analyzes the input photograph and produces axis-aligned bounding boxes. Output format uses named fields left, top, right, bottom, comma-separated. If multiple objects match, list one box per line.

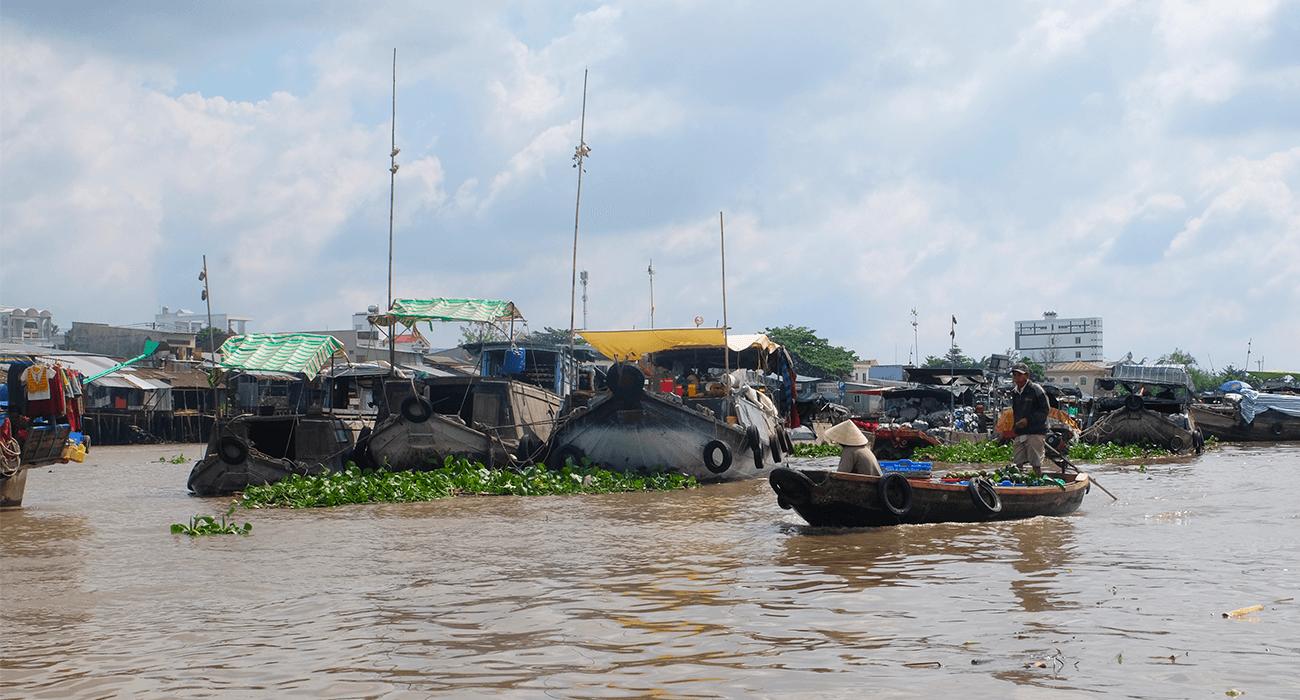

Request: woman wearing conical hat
left=825, top=420, right=881, bottom=476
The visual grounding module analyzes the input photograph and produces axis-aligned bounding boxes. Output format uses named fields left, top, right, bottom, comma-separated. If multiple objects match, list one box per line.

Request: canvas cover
left=369, top=298, right=523, bottom=328
left=218, top=334, right=348, bottom=380
left=577, top=328, right=774, bottom=361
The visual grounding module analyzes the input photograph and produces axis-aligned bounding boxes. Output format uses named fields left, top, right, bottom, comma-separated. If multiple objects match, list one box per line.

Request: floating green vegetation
left=159, top=454, right=190, bottom=464
left=238, top=457, right=700, bottom=509
left=944, top=465, right=1067, bottom=487
left=788, top=442, right=842, bottom=458
left=171, top=507, right=252, bottom=536
left=916, top=440, right=1174, bottom=464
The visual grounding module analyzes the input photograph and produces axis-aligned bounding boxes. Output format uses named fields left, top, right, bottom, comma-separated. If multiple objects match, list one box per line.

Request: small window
left=1075, top=351, right=1082, bottom=358
left=1076, top=336, right=1081, bottom=343
left=1079, top=377, right=1088, bottom=386
left=1062, top=377, right=1071, bottom=383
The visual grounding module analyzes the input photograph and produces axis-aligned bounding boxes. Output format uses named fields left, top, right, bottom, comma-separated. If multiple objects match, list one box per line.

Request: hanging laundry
left=23, top=365, right=52, bottom=401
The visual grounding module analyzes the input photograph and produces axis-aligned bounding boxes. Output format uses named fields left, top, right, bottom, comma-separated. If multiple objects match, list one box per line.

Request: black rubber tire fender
left=769, top=467, right=814, bottom=507
left=1272, top=422, right=1285, bottom=436
left=969, top=477, right=1003, bottom=515
left=1168, top=435, right=1185, bottom=453
left=877, top=472, right=914, bottom=516
left=607, top=362, right=646, bottom=400
left=551, top=444, right=586, bottom=468
left=746, top=425, right=764, bottom=470
left=218, top=436, right=249, bottom=465
left=778, top=426, right=795, bottom=454
left=769, top=431, right=783, bottom=463
left=400, top=396, right=433, bottom=423
left=1124, top=394, right=1144, bottom=412
left=703, top=440, right=732, bottom=474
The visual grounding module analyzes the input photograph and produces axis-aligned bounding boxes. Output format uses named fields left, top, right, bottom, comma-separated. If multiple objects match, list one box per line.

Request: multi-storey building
left=1014, top=312, right=1103, bottom=365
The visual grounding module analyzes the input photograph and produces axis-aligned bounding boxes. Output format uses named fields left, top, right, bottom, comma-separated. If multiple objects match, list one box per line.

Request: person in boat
left=1010, top=361, right=1050, bottom=475
left=825, top=420, right=881, bottom=476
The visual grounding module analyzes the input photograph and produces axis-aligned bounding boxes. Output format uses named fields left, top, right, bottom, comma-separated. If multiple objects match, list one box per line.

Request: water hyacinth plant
left=788, top=442, right=842, bottom=458
left=238, top=456, right=699, bottom=509
left=916, top=440, right=1176, bottom=464
left=171, top=507, right=253, bottom=536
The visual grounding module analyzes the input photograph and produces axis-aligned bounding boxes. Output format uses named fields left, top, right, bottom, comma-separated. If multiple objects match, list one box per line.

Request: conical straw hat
left=824, top=420, right=868, bottom=446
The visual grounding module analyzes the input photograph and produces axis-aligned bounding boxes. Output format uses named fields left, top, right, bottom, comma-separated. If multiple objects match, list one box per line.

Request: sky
left=2, top=1, right=1298, bottom=372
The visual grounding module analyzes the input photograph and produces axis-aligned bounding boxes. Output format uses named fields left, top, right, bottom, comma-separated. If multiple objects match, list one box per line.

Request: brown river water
left=2, top=443, right=1297, bottom=699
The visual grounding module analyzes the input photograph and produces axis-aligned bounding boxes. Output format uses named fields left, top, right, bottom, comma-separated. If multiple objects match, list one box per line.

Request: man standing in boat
left=1010, top=361, right=1050, bottom=475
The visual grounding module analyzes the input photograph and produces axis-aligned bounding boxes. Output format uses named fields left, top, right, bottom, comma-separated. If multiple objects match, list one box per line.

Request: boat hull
left=366, top=377, right=562, bottom=471
left=770, top=468, right=1090, bottom=527
left=1080, top=403, right=1201, bottom=453
left=548, top=389, right=782, bottom=482
left=1189, top=405, right=1300, bottom=442
left=186, top=414, right=352, bottom=496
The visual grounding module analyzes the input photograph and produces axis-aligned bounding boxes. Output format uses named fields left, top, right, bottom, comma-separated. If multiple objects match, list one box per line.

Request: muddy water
left=2, top=443, right=1297, bottom=699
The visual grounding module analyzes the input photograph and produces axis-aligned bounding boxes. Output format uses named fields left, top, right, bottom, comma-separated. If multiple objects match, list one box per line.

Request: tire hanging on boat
left=877, top=472, right=913, bottom=516
left=1168, top=435, right=1184, bottom=453
left=746, top=426, right=764, bottom=470
left=968, top=477, right=1002, bottom=515
left=218, top=436, right=249, bottom=465
left=769, top=468, right=813, bottom=507
left=769, top=432, right=783, bottom=463
left=400, top=396, right=433, bottom=423
left=551, top=443, right=585, bottom=468
left=703, top=440, right=732, bottom=474
left=1272, top=422, right=1285, bottom=436
left=778, top=426, right=794, bottom=454
left=1124, top=394, right=1145, bottom=412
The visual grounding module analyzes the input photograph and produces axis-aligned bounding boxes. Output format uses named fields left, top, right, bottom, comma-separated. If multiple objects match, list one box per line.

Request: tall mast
left=387, top=49, right=400, bottom=372
left=569, top=69, right=590, bottom=359
left=720, top=212, right=728, bottom=377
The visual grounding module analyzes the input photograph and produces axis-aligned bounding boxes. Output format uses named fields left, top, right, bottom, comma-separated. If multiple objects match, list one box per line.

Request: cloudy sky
left=3, top=1, right=1298, bottom=371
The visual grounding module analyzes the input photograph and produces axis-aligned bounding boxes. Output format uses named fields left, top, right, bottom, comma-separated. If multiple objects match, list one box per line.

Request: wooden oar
left=1046, top=443, right=1117, bottom=501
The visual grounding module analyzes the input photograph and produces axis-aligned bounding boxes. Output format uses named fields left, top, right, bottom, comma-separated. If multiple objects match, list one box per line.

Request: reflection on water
left=2, top=443, right=1299, bottom=698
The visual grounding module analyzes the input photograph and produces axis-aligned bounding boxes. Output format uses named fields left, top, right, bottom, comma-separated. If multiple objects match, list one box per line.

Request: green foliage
left=517, top=326, right=589, bottom=347
left=945, top=465, right=1067, bottom=487
left=923, top=346, right=978, bottom=369
left=763, top=325, right=859, bottom=379
left=917, top=439, right=1172, bottom=464
left=459, top=323, right=509, bottom=345
left=238, top=457, right=699, bottom=509
left=159, top=454, right=189, bottom=464
left=915, top=441, right=1014, bottom=463
left=789, top=442, right=842, bottom=458
left=171, top=507, right=252, bottom=536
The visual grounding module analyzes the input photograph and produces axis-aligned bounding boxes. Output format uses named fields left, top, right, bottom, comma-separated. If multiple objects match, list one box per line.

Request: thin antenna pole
left=569, top=69, right=590, bottom=361
left=1244, top=338, right=1251, bottom=373
left=387, top=48, right=399, bottom=373
left=648, top=260, right=655, bottom=329
left=720, top=212, right=728, bottom=377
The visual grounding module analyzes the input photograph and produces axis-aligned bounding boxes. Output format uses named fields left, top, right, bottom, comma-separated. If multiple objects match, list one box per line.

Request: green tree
left=1156, top=348, right=1218, bottom=392
left=516, top=326, right=589, bottom=348
left=195, top=326, right=233, bottom=353
left=922, top=346, right=977, bottom=369
left=763, top=325, right=859, bottom=379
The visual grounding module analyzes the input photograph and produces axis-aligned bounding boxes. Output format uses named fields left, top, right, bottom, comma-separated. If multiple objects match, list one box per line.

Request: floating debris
left=903, top=662, right=941, bottom=668
left=1223, top=605, right=1264, bottom=618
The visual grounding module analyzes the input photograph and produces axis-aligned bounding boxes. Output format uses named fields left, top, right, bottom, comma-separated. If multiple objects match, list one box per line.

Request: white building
left=0, top=306, right=58, bottom=345
left=155, top=306, right=251, bottom=335
left=1014, top=312, right=1102, bottom=365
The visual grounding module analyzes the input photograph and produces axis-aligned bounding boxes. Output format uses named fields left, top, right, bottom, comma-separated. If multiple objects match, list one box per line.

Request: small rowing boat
left=769, top=467, right=1090, bottom=527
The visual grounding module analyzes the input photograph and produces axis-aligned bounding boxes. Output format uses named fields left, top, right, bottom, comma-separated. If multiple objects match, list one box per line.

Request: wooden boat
left=546, top=328, right=798, bottom=481
left=187, top=412, right=352, bottom=496
left=186, top=333, right=356, bottom=496
left=362, top=300, right=591, bottom=471
left=1078, top=364, right=1203, bottom=453
left=1189, top=388, right=1300, bottom=441
left=769, top=467, right=1090, bottom=527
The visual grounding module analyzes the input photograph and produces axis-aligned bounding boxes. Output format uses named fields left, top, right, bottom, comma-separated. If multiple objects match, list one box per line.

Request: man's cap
left=1011, top=362, right=1030, bottom=375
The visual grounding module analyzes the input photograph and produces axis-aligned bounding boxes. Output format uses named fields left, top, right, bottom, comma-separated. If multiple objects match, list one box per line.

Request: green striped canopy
left=218, top=333, right=348, bottom=380
left=369, top=298, right=523, bottom=328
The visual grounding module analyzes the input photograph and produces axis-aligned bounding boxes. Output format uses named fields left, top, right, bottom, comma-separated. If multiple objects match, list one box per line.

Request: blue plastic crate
left=879, top=459, right=932, bottom=472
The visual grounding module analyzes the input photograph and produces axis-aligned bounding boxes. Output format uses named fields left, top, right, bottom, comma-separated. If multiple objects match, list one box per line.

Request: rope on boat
left=1, top=437, right=22, bottom=478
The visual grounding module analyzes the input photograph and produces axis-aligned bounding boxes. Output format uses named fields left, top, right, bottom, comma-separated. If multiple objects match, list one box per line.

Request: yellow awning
left=577, top=328, right=774, bottom=361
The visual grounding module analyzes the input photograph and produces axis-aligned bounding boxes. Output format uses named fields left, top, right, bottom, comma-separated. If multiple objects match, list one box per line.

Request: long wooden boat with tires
left=545, top=329, right=798, bottom=482
left=185, top=333, right=358, bottom=496
left=187, top=412, right=352, bottom=496
left=768, top=467, right=1090, bottom=527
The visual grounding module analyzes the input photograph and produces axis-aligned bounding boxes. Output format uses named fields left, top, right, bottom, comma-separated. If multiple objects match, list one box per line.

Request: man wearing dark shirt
left=1010, top=361, right=1049, bottom=474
